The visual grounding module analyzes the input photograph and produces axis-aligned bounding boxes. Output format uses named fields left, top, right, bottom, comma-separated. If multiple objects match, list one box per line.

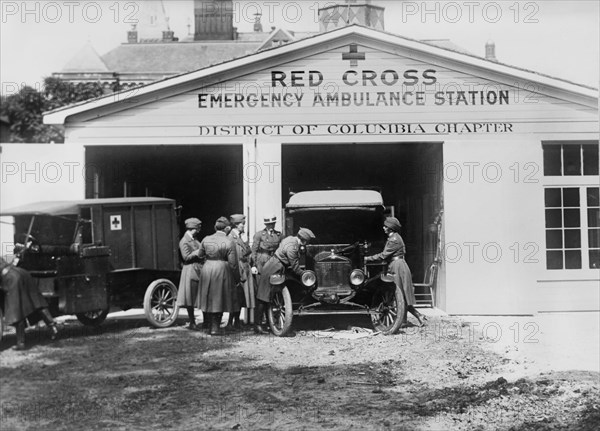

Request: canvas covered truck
left=0, top=197, right=182, bottom=340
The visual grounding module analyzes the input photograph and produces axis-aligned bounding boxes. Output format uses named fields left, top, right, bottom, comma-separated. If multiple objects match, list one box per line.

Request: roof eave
left=43, top=25, right=599, bottom=125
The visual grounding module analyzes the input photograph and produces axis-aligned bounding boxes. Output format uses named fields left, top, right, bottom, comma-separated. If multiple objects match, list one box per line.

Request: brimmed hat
left=230, top=214, right=246, bottom=224
left=185, top=218, right=202, bottom=229
left=215, top=216, right=230, bottom=230
left=384, top=217, right=402, bottom=232
left=297, top=227, right=316, bottom=242
left=263, top=214, right=277, bottom=224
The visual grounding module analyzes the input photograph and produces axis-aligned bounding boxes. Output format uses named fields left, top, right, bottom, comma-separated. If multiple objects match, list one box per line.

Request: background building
left=2, top=1, right=598, bottom=315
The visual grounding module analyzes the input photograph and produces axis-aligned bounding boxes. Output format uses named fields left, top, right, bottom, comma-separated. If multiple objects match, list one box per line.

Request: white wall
left=251, top=139, right=283, bottom=237
left=0, top=143, right=85, bottom=258
left=443, top=138, right=543, bottom=314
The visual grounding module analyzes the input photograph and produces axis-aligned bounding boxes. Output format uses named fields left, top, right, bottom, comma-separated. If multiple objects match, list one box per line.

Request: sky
left=0, top=0, right=599, bottom=95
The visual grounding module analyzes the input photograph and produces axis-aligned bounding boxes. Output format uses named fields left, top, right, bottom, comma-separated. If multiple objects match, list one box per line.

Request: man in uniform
left=250, top=214, right=283, bottom=277
left=254, top=227, right=316, bottom=334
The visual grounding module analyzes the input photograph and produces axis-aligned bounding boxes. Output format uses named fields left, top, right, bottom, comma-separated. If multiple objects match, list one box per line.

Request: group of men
left=176, top=213, right=315, bottom=336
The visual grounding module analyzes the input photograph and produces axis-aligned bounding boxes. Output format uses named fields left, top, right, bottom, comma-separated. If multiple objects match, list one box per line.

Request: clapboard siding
left=64, top=42, right=597, bottom=143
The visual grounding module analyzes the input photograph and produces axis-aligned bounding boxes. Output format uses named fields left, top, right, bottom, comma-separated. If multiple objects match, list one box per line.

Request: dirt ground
left=1, top=310, right=598, bottom=431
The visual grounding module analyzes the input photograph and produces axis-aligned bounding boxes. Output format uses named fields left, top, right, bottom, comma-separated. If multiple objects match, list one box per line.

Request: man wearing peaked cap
left=251, top=213, right=282, bottom=276
left=253, top=227, right=316, bottom=334
left=177, top=217, right=203, bottom=330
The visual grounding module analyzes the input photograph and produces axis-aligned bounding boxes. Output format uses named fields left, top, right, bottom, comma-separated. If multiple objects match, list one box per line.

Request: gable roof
left=44, top=24, right=598, bottom=125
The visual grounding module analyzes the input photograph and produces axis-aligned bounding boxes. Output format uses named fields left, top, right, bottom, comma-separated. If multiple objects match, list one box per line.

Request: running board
left=294, top=309, right=378, bottom=316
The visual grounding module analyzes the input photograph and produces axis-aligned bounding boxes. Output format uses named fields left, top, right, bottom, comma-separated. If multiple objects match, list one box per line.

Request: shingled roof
left=100, top=40, right=262, bottom=75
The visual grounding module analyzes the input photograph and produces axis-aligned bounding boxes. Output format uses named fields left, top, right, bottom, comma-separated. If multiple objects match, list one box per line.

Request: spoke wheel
left=76, top=308, right=109, bottom=327
left=144, top=279, right=179, bottom=328
left=371, top=285, right=406, bottom=335
left=268, top=286, right=293, bottom=337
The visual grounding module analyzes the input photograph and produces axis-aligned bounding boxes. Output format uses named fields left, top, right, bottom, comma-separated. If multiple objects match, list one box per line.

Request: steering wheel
left=15, top=234, right=40, bottom=254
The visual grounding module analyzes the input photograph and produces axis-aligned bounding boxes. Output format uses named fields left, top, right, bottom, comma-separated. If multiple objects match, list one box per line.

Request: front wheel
left=76, top=308, right=109, bottom=327
left=371, top=286, right=406, bottom=335
left=144, top=279, right=179, bottom=328
left=268, top=286, right=293, bottom=336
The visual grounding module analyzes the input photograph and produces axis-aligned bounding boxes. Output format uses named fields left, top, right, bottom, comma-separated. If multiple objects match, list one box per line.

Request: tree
left=0, top=77, right=105, bottom=143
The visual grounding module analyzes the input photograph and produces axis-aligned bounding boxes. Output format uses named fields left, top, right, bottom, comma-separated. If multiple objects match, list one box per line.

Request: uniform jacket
left=229, top=229, right=252, bottom=280
left=229, top=228, right=254, bottom=308
left=274, top=235, right=304, bottom=277
left=256, top=235, right=304, bottom=302
left=364, top=232, right=405, bottom=262
left=251, top=228, right=282, bottom=271
left=196, top=231, right=240, bottom=313
left=365, top=232, right=416, bottom=305
left=176, top=231, right=202, bottom=306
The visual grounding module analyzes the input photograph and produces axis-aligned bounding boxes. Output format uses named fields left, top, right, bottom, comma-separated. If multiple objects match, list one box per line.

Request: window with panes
left=542, top=141, right=600, bottom=270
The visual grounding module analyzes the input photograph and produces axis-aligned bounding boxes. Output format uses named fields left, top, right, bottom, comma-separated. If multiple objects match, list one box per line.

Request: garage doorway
left=282, top=142, right=443, bottom=280
left=85, top=145, right=243, bottom=238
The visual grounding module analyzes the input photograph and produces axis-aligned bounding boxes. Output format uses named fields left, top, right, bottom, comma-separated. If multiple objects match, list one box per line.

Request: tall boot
left=253, top=302, right=267, bottom=334
left=210, top=313, right=221, bottom=336
left=14, top=321, right=26, bottom=350
left=40, top=308, right=59, bottom=340
left=186, top=307, right=197, bottom=330
left=225, top=311, right=241, bottom=331
left=202, top=312, right=211, bottom=333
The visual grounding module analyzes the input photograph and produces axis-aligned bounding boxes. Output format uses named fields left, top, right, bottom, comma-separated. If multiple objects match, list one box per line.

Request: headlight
left=301, top=270, right=317, bottom=287
left=350, top=269, right=365, bottom=286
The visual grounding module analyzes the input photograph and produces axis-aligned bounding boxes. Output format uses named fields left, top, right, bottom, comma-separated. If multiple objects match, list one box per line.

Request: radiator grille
left=315, top=260, right=352, bottom=295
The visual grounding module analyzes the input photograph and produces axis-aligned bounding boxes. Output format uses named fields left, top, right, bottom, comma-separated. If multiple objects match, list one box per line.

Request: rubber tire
left=143, top=279, right=179, bottom=328
left=371, top=285, right=406, bottom=335
left=268, top=286, right=293, bottom=337
left=76, top=308, right=109, bottom=327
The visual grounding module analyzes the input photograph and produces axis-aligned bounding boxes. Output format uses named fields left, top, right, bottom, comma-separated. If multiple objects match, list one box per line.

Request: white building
left=2, top=16, right=598, bottom=315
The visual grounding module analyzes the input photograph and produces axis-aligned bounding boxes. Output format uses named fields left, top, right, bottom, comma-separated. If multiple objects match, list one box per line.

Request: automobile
left=266, top=189, right=407, bottom=337
left=0, top=198, right=181, bottom=341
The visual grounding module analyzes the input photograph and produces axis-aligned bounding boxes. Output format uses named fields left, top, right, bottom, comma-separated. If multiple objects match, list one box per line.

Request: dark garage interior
left=282, top=142, right=444, bottom=279
left=85, top=145, right=243, bottom=238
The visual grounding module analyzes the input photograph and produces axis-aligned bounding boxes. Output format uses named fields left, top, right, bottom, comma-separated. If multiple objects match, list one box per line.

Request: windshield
left=287, top=208, right=385, bottom=245
left=14, top=214, right=79, bottom=247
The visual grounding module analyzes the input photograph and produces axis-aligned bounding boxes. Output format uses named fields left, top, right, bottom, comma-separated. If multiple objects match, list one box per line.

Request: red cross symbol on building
left=342, top=44, right=366, bottom=67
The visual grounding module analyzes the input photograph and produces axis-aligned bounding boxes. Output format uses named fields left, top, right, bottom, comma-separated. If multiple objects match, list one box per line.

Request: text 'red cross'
left=342, top=44, right=366, bottom=67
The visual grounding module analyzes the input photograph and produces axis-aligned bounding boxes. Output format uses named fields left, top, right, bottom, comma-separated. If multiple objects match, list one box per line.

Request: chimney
left=254, top=13, right=263, bottom=32
left=319, top=0, right=385, bottom=33
left=485, top=40, right=498, bottom=62
left=194, top=0, right=234, bottom=41
left=127, top=24, right=138, bottom=43
left=162, top=30, right=175, bottom=42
